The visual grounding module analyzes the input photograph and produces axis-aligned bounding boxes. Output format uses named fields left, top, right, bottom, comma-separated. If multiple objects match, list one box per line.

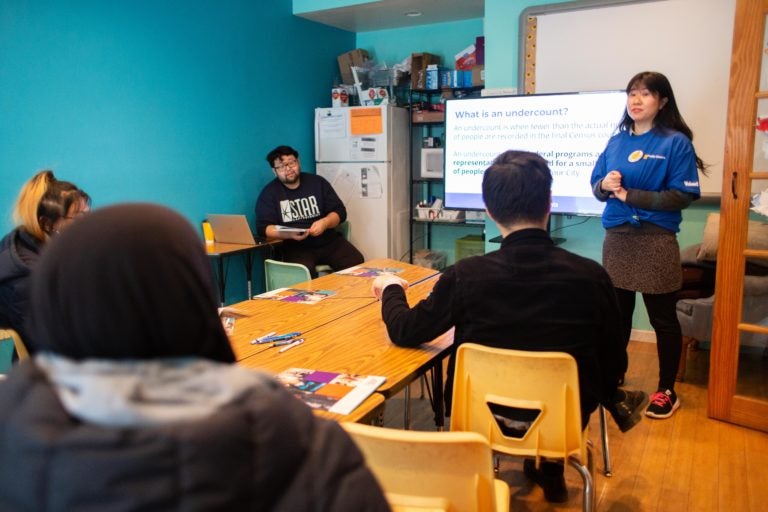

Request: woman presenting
left=591, top=71, right=705, bottom=419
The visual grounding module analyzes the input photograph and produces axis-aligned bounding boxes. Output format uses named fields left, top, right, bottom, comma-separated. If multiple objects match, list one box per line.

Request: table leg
left=403, top=384, right=411, bottom=430
left=431, top=359, right=444, bottom=431
left=216, top=256, right=226, bottom=306
left=242, top=251, right=255, bottom=300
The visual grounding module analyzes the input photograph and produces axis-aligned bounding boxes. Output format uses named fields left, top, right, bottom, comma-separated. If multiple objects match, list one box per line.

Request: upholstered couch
left=675, top=213, right=768, bottom=381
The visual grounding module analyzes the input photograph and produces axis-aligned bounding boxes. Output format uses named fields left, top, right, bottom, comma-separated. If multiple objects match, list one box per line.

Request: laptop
left=206, top=214, right=258, bottom=245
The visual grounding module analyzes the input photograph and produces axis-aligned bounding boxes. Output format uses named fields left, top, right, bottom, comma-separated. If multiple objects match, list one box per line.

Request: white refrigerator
left=314, top=105, right=410, bottom=261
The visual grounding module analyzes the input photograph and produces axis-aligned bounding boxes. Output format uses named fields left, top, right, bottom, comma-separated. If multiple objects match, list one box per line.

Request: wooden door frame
left=709, top=0, right=768, bottom=431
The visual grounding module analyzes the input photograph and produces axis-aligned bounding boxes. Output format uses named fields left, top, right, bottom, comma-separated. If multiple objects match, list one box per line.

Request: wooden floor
left=381, top=340, right=768, bottom=511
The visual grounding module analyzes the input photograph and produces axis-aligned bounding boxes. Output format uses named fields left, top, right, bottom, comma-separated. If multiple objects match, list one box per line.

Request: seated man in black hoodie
left=256, top=145, right=363, bottom=277
left=373, top=150, right=647, bottom=503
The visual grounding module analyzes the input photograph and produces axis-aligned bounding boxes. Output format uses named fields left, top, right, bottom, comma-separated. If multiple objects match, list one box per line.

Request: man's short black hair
left=481, top=150, right=552, bottom=226
left=266, top=146, right=299, bottom=167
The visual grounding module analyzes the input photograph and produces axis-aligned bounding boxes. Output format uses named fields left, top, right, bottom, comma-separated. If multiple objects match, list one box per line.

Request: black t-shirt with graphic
left=255, top=173, right=347, bottom=248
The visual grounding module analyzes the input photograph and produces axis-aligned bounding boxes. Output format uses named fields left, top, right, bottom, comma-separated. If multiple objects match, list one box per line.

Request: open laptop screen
left=206, top=214, right=257, bottom=245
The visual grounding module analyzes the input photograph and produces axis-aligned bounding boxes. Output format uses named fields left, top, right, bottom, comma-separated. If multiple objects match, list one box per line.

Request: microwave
left=420, top=148, right=444, bottom=178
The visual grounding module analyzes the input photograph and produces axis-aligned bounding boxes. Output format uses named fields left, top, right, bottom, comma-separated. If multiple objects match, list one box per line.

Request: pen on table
left=272, top=338, right=299, bottom=347
left=250, top=331, right=276, bottom=345
left=251, top=331, right=301, bottom=344
left=261, top=331, right=301, bottom=343
left=278, top=338, right=304, bottom=353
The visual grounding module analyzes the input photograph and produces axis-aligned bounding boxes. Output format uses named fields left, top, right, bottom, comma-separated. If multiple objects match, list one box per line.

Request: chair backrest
left=450, top=343, right=586, bottom=463
left=342, top=422, right=509, bottom=512
left=315, top=221, right=352, bottom=276
left=337, top=220, right=350, bottom=240
left=0, top=328, right=29, bottom=361
left=264, top=259, right=312, bottom=292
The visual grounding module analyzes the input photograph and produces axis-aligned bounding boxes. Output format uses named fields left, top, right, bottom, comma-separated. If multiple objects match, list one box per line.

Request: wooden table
left=236, top=274, right=453, bottom=428
left=318, top=392, right=386, bottom=423
left=206, top=239, right=281, bottom=305
left=228, top=258, right=440, bottom=361
left=225, top=295, right=376, bottom=360
left=276, top=257, right=441, bottom=299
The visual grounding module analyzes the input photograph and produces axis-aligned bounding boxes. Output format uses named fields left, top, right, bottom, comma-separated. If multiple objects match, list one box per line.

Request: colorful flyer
left=335, top=266, right=403, bottom=278
left=254, top=288, right=335, bottom=304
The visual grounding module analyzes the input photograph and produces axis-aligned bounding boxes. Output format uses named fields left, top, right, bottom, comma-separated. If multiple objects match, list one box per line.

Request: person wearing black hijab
left=0, top=203, right=389, bottom=512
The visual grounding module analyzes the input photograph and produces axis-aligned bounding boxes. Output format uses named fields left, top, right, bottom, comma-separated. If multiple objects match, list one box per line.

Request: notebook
left=206, top=214, right=258, bottom=245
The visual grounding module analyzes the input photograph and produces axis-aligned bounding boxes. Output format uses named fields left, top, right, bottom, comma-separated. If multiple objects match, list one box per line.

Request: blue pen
left=261, top=331, right=301, bottom=343
left=251, top=331, right=277, bottom=345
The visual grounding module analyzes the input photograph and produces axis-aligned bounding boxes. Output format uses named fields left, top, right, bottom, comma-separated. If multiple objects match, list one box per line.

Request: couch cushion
left=697, top=212, right=768, bottom=268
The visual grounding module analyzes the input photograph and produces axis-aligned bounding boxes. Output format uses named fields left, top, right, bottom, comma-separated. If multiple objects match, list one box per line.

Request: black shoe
left=606, top=389, right=648, bottom=433
left=645, top=389, right=680, bottom=419
left=523, top=459, right=568, bottom=503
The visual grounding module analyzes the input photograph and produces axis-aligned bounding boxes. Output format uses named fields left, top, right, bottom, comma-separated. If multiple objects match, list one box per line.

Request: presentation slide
left=444, top=91, right=627, bottom=216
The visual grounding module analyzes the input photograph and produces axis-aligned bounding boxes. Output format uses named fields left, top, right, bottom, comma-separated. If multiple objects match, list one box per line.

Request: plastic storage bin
left=455, top=234, right=485, bottom=261
left=413, top=249, right=447, bottom=270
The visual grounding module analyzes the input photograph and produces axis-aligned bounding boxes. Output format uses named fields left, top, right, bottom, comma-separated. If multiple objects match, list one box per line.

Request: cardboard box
left=471, top=65, right=485, bottom=86
left=451, top=70, right=473, bottom=88
left=412, top=111, right=444, bottom=123
left=426, top=64, right=449, bottom=90
left=464, top=70, right=473, bottom=88
left=455, top=44, right=476, bottom=70
left=411, top=52, right=441, bottom=89
left=337, top=49, right=369, bottom=85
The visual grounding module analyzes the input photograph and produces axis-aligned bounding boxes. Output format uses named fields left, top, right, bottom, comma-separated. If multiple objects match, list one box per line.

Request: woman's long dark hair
left=619, top=71, right=708, bottom=174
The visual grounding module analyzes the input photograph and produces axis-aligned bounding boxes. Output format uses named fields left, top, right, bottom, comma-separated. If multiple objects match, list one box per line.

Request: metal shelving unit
left=407, top=86, right=484, bottom=264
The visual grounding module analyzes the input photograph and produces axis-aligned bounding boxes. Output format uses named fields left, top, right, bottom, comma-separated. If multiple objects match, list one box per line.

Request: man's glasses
left=274, top=159, right=298, bottom=172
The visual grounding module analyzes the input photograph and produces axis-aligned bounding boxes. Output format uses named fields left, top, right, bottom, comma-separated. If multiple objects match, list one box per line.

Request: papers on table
left=275, top=225, right=307, bottom=233
left=335, top=266, right=403, bottom=278
left=276, top=368, right=386, bottom=415
left=254, top=288, right=335, bottom=304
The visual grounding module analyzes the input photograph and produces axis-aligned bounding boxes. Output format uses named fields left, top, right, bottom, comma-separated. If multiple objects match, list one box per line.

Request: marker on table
left=272, top=338, right=298, bottom=347
left=260, top=331, right=301, bottom=343
left=278, top=338, right=304, bottom=353
left=251, top=331, right=276, bottom=345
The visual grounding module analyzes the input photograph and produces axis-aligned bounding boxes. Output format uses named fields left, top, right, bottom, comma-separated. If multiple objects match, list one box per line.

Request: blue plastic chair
left=264, top=259, right=312, bottom=292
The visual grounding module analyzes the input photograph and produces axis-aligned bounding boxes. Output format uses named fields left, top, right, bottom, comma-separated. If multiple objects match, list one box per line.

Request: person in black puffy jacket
left=0, top=169, right=90, bottom=345
left=0, top=202, right=389, bottom=512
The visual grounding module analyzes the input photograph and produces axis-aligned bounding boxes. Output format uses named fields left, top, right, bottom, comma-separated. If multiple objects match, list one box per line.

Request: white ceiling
left=294, top=0, right=485, bottom=32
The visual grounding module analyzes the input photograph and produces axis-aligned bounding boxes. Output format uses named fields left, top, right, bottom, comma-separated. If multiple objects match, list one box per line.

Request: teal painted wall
left=0, top=0, right=725, bottom=326
left=0, top=0, right=355, bottom=303
left=356, top=18, right=483, bottom=67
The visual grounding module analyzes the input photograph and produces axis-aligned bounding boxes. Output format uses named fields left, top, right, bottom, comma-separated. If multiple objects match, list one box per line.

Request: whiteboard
left=522, top=0, right=735, bottom=197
